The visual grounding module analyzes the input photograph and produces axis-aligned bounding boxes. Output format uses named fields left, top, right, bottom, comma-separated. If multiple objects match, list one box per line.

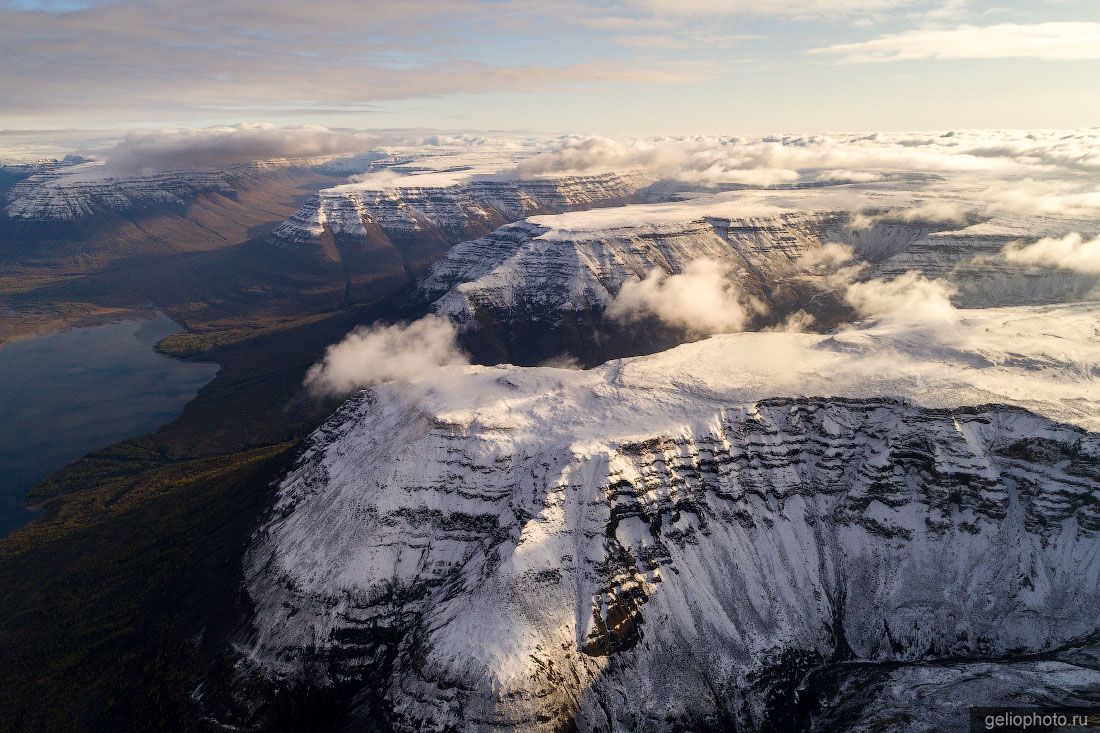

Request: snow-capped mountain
left=269, top=172, right=649, bottom=245
left=2, top=157, right=352, bottom=221
left=420, top=201, right=852, bottom=323
left=427, top=210, right=837, bottom=306
left=418, top=187, right=1100, bottom=362
left=258, top=171, right=650, bottom=307
left=233, top=302, right=1100, bottom=731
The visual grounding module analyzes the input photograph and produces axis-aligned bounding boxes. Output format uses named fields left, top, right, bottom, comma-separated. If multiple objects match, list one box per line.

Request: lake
left=0, top=313, right=219, bottom=536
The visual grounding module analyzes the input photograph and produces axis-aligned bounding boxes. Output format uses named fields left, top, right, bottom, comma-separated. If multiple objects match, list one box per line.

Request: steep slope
left=231, top=302, right=1100, bottom=731
left=419, top=187, right=1100, bottom=364
left=262, top=172, right=649, bottom=307
left=869, top=217, right=1100, bottom=307
left=418, top=197, right=920, bottom=363
left=2, top=156, right=359, bottom=223
left=804, top=654, right=1100, bottom=731
left=422, top=209, right=840, bottom=315
left=0, top=161, right=346, bottom=273
left=0, top=165, right=350, bottom=346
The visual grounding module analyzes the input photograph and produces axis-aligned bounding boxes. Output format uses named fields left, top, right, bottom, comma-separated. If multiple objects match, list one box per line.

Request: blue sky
left=2, top=0, right=1099, bottom=133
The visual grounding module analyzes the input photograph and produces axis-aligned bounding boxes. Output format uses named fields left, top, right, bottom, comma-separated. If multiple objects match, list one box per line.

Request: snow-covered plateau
left=236, top=302, right=1100, bottom=730
left=2, top=156, right=350, bottom=221
left=422, top=185, right=1100, bottom=333
left=268, top=171, right=650, bottom=245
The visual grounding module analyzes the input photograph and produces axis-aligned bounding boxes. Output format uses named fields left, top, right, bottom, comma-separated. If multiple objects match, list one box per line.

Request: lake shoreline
left=0, top=312, right=219, bottom=537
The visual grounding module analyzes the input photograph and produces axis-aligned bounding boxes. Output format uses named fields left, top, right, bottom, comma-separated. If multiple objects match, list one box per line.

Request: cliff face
left=868, top=221, right=1100, bottom=307
left=3, top=157, right=343, bottom=221
left=261, top=172, right=649, bottom=307
left=416, top=195, right=1100, bottom=365
left=270, top=172, right=649, bottom=245
left=233, top=304, right=1100, bottom=731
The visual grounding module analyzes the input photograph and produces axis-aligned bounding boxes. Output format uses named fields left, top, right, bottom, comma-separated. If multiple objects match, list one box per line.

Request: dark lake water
left=0, top=314, right=219, bottom=536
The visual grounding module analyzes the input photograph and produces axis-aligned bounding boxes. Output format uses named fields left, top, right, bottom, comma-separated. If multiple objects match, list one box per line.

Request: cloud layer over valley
left=105, top=124, right=378, bottom=173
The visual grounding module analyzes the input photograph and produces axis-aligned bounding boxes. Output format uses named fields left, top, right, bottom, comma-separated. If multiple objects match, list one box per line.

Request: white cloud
left=850, top=200, right=972, bottom=230
left=1, top=1, right=714, bottom=124
left=982, top=181, right=1100, bottom=217
left=107, top=124, right=377, bottom=173
left=815, top=169, right=886, bottom=183
left=799, top=242, right=868, bottom=289
left=845, top=271, right=959, bottom=325
left=888, top=201, right=971, bottom=225
left=304, top=315, right=469, bottom=396
left=606, top=258, right=755, bottom=333
left=765, top=309, right=816, bottom=332
left=515, top=137, right=800, bottom=186
left=812, top=22, right=1100, bottom=63
left=801, top=242, right=857, bottom=269
left=611, top=31, right=757, bottom=49
left=624, top=0, right=923, bottom=18
left=1002, top=233, right=1100, bottom=274
left=514, top=129, right=1092, bottom=186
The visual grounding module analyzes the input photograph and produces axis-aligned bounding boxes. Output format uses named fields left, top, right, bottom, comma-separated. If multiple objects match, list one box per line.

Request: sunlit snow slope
left=238, top=302, right=1100, bottom=731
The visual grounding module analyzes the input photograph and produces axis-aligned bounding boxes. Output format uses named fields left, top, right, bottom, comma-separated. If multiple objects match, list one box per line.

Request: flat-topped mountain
left=258, top=171, right=650, bottom=307
left=228, top=301, right=1100, bottom=731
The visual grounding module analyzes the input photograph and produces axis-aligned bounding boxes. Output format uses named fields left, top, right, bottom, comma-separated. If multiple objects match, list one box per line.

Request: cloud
left=304, top=315, right=469, bottom=396
left=981, top=181, right=1100, bottom=218
left=845, top=271, right=959, bottom=325
left=765, top=309, right=816, bottom=332
left=611, top=31, right=756, bottom=49
left=799, top=242, right=868, bottom=289
left=515, top=137, right=800, bottom=186
left=886, top=201, right=971, bottom=225
left=0, top=1, right=710, bottom=124
left=105, top=124, right=377, bottom=173
left=1002, top=233, right=1100, bottom=275
left=801, top=242, right=857, bottom=269
left=606, top=258, right=755, bottom=333
left=622, top=0, right=924, bottom=19
left=513, top=131, right=1069, bottom=186
left=812, top=22, right=1100, bottom=63
left=849, top=200, right=973, bottom=231
left=815, top=169, right=886, bottom=183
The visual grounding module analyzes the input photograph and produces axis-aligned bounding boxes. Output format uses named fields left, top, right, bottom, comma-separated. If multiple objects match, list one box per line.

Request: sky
left=2, top=0, right=1099, bottom=135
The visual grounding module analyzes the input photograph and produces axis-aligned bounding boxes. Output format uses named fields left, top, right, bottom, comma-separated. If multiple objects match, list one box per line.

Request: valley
left=1, top=136, right=1099, bottom=732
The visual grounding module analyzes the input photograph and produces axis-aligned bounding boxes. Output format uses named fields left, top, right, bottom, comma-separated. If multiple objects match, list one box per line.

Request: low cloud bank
left=885, top=201, right=972, bottom=226
left=845, top=271, right=959, bottom=326
left=849, top=201, right=973, bottom=232
left=983, top=181, right=1100, bottom=217
left=1002, top=233, right=1100, bottom=274
left=516, top=137, right=799, bottom=186
left=800, top=242, right=857, bottom=269
left=513, top=129, right=1100, bottom=187
left=304, top=316, right=468, bottom=396
left=607, top=258, right=755, bottom=333
left=107, top=123, right=376, bottom=174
